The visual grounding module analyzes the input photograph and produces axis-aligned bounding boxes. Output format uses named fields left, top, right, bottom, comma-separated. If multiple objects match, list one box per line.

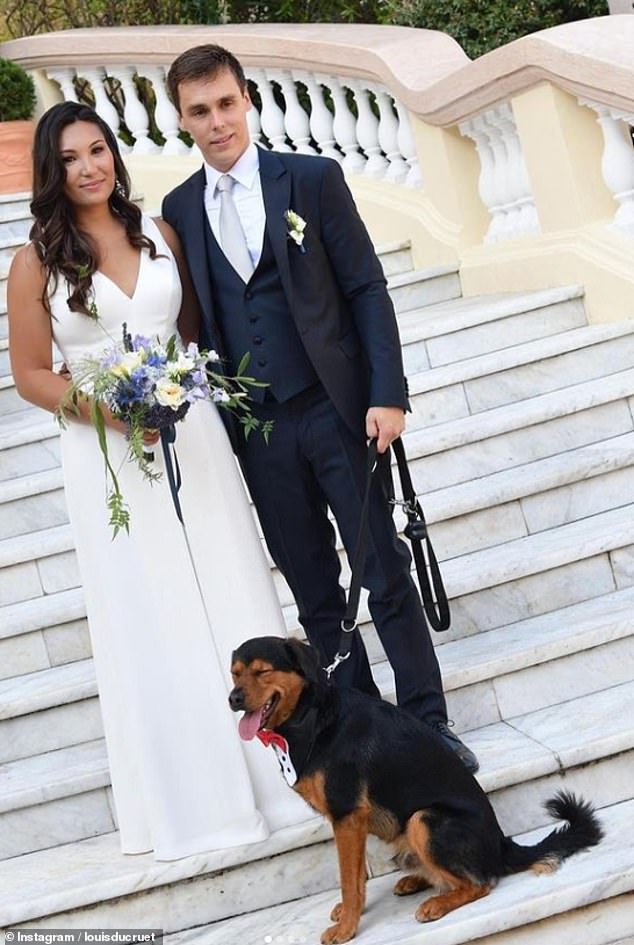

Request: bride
left=7, top=101, right=311, bottom=860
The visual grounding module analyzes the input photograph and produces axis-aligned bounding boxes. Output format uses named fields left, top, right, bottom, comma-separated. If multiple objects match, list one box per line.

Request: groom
left=162, top=44, right=477, bottom=772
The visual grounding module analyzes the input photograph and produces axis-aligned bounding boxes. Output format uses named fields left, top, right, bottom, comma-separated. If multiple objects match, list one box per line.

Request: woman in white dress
left=7, top=101, right=310, bottom=860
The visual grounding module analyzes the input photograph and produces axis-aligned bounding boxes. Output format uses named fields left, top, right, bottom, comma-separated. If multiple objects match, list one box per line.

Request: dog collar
left=256, top=730, right=297, bottom=786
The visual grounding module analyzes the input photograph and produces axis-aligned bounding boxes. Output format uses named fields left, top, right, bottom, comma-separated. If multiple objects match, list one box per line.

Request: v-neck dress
left=48, top=215, right=310, bottom=860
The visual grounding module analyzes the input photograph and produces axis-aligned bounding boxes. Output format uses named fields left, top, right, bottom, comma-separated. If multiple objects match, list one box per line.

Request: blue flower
left=131, top=334, right=152, bottom=352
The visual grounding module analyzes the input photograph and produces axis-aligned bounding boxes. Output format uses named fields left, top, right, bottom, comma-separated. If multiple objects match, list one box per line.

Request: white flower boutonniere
left=284, top=209, right=307, bottom=254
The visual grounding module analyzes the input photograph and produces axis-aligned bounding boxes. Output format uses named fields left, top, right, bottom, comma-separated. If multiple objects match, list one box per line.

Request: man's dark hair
left=167, top=44, right=247, bottom=113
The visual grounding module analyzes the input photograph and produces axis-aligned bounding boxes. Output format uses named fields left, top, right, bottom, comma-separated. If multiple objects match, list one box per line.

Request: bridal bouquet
left=57, top=324, right=271, bottom=537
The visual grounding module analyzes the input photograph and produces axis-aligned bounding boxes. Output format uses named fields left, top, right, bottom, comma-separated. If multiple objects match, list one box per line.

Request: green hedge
left=0, top=57, right=36, bottom=121
left=382, top=0, right=609, bottom=59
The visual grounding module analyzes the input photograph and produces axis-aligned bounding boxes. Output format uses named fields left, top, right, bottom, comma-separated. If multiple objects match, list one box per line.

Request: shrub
left=0, top=58, right=36, bottom=121
left=383, top=0, right=609, bottom=59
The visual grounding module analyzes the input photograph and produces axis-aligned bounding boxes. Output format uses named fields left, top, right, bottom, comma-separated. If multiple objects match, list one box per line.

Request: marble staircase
left=1, top=192, right=634, bottom=942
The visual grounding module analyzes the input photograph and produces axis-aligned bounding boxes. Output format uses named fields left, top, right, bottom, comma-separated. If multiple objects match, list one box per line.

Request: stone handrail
left=1, top=18, right=633, bottom=321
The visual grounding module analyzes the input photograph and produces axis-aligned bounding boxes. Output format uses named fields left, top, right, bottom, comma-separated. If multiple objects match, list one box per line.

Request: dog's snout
left=229, top=687, right=245, bottom=711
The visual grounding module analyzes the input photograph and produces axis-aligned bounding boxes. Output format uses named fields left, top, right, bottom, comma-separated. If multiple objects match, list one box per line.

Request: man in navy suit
left=162, top=44, right=477, bottom=771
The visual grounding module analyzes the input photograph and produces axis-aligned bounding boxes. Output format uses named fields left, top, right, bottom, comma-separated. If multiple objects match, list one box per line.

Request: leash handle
left=324, top=439, right=378, bottom=679
left=391, top=437, right=450, bottom=632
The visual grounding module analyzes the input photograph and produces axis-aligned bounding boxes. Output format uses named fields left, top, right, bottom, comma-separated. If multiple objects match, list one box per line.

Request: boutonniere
left=284, top=209, right=307, bottom=254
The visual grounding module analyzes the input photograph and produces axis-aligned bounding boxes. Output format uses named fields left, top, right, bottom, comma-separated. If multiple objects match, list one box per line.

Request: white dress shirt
left=204, top=143, right=265, bottom=271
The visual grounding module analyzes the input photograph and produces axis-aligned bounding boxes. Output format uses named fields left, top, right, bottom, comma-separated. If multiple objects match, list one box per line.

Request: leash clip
left=324, top=650, right=350, bottom=680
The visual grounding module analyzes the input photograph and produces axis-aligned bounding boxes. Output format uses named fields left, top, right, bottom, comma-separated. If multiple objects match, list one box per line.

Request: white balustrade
left=43, top=60, right=423, bottom=188
left=580, top=99, right=634, bottom=236
left=460, top=106, right=539, bottom=242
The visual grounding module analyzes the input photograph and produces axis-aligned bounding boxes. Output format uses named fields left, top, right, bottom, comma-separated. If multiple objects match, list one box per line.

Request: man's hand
left=365, top=406, right=405, bottom=453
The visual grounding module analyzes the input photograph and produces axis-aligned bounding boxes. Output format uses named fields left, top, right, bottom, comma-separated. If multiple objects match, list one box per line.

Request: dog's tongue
left=239, top=707, right=266, bottom=741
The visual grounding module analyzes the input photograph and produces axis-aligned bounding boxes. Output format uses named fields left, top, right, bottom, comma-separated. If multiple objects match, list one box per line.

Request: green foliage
left=0, top=58, right=36, bottom=121
left=383, top=0, right=609, bottom=59
left=4, top=0, right=224, bottom=38
left=225, top=0, right=386, bottom=23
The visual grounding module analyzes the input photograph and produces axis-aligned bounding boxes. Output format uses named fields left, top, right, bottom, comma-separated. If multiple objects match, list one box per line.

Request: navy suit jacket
left=161, top=147, right=408, bottom=437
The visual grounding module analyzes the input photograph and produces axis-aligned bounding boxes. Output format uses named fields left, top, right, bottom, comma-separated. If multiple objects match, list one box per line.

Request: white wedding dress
left=49, top=215, right=311, bottom=860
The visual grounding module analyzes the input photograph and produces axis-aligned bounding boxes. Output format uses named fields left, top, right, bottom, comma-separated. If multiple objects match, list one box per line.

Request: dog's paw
left=320, top=921, right=358, bottom=943
left=393, top=874, right=430, bottom=897
left=415, top=896, right=448, bottom=923
left=330, top=902, right=342, bottom=922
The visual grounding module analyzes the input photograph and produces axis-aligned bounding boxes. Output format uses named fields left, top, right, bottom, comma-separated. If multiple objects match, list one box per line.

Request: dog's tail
left=501, top=791, right=603, bottom=876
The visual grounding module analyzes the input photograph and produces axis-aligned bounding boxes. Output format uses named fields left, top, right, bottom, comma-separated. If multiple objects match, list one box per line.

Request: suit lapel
left=180, top=168, right=219, bottom=346
left=258, top=148, right=293, bottom=310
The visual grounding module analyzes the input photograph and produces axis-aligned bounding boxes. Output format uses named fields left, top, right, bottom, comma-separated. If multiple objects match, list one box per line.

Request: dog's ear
left=283, top=638, right=325, bottom=686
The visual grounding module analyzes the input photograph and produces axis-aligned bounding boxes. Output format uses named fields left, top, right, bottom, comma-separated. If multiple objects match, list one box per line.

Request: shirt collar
left=204, top=143, right=260, bottom=196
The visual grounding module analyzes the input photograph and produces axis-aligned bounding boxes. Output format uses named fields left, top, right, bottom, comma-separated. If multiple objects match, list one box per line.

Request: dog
left=229, top=636, right=603, bottom=944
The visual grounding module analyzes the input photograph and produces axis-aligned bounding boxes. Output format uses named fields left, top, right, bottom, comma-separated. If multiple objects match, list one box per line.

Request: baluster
left=106, top=65, right=159, bottom=155
left=273, top=70, right=316, bottom=154
left=582, top=100, right=634, bottom=232
left=246, top=97, right=264, bottom=146
left=329, top=77, right=365, bottom=174
left=393, top=100, right=423, bottom=188
left=78, top=67, right=130, bottom=154
left=143, top=66, right=189, bottom=156
left=46, top=68, right=79, bottom=103
left=250, top=69, right=291, bottom=152
left=294, top=72, right=340, bottom=162
left=348, top=80, right=388, bottom=178
left=494, top=104, right=539, bottom=237
left=369, top=84, right=408, bottom=183
left=460, top=116, right=502, bottom=243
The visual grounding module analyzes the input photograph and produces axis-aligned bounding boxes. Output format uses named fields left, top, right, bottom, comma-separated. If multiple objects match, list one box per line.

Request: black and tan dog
left=229, top=636, right=603, bottom=944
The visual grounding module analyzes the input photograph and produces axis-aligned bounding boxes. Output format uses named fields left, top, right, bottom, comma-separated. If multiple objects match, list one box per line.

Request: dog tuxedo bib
left=256, top=730, right=298, bottom=786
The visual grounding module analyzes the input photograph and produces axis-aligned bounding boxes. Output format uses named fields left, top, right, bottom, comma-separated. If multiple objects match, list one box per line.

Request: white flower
left=212, top=388, right=231, bottom=403
left=284, top=209, right=307, bottom=247
left=155, top=379, right=186, bottom=408
left=110, top=351, right=144, bottom=378
left=173, top=352, right=196, bottom=374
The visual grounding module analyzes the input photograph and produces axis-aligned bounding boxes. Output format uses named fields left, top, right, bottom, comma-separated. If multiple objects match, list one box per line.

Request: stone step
left=374, top=238, right=413, bottom=277
left=0, top=211, right=31, bottom=242
left=0, top=238, right=413, bottom=342
left=400, top=285, right=586, bottom=374
left=404, top=366, right=634, bottom=492
left=388, top=262, right=461, bottom=313
left=0, top=682, right=632, bottom=924
left=2, top=431, right=634, bottom=679
left=2, top=584, right=633, bottom=766
left=160, top=796, right=634, bottom=945
left=409, top=320, right=634, bottom=427
left=0, top=739, right=114, bottom=860
left=0, top=193, right=31, bottom=221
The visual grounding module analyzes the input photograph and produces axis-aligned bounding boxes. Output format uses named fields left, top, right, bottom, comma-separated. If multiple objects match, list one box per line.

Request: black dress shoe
left=432, top=721, right=479, bottom=773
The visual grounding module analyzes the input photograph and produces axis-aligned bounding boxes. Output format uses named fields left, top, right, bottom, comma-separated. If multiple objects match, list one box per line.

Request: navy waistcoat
left=204, top=220, right=318, bottom=403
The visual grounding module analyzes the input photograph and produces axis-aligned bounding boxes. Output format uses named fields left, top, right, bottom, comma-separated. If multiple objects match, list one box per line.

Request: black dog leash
left=390, top=437, right=450, bottom=632
left=324, top=439, right=378, bottom=679
left=325, top=436, right=450, bottom=679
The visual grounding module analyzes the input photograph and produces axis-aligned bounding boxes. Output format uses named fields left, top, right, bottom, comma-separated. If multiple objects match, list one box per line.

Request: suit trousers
left=238, top=385, right=448, bottom=725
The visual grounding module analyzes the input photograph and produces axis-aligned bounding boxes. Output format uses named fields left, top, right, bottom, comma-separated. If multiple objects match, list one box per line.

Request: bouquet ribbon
left=160, top=425, right=184, bottom=524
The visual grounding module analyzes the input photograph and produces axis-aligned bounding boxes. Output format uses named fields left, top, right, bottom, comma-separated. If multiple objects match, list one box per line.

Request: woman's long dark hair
left=30, top=101, right=160, bottom=316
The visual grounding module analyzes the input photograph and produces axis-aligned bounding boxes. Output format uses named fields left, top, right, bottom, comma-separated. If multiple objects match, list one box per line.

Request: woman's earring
left=115, top=179, right=125, bottom=196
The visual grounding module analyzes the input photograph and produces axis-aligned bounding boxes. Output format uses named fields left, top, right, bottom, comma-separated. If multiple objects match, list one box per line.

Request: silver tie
left=216, top=174, right=254, bottom=283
